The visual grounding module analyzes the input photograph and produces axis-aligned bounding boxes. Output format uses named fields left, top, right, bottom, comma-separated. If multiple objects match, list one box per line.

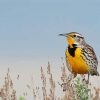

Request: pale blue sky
left=0, top=0, right=100, bottom=59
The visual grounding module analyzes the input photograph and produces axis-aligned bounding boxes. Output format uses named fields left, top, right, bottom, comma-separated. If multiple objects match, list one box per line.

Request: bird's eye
left=73, top=35, right=76, bottom=37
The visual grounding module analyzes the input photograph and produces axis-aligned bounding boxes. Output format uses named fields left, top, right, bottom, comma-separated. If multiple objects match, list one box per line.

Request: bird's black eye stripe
left=77, top=35, right=84, bottom=39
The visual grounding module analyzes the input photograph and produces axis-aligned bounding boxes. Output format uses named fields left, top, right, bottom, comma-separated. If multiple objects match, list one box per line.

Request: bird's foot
left=81, top=74, right=89, bottom=84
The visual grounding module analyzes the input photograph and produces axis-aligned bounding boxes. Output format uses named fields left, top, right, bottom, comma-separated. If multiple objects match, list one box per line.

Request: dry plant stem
left=0, top=68, right=17, bottom=100
left=47, top=62, right=55, bottom=100
left=41, top=67, right=47, bottom=100
left=60, top=63, right=75, bottom=100
left=92, top=87, right=100, bottom=100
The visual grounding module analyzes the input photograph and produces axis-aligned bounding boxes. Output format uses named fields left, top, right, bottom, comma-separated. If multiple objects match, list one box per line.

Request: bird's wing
left=86, top=44, right=98, bottom=65
left=82, top=44, right=99, bottom=75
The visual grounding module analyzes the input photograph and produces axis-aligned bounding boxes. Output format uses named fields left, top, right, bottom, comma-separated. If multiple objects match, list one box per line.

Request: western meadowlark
left=59, top=32, right=99, bottom=80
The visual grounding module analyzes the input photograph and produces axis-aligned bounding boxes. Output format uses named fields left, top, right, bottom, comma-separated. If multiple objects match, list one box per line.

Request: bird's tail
left=96, top=71, right=100, bottom=76
left=91, top=70, right=99, bottom=76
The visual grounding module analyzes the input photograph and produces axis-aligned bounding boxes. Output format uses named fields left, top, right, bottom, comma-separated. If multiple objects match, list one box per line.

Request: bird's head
left=59, top=32, right=85, bottom=47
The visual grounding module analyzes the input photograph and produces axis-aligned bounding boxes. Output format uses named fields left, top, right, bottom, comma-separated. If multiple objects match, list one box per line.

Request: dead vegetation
left=40, top=62, right=100, bottom=100
left=0, top=68, right=17, bottom=100
left=0, top=63, right=100, bottom=100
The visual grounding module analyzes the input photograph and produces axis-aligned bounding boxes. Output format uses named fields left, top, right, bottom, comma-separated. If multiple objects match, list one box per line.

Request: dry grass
left=0, top=63, right=100, bottom=100
left=0, top=68, right=17, bottom=100
left=40, top=62, right=100, bottom=100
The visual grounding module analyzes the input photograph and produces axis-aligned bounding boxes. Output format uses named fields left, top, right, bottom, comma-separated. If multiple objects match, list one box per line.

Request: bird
left=59, top=32, right=99, bottom=82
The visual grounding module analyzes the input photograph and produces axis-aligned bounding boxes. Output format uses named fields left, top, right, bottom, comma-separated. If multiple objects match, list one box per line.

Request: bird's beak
left=59, top=33, right=68, bottom=37
left=59, top=33, right=71, bottom=38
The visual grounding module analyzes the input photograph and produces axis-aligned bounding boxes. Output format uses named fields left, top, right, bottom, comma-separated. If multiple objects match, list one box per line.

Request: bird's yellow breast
left=66, top=48, right=89, bottom=74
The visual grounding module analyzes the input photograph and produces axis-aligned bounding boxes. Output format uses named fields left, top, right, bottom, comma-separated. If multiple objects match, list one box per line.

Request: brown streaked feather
left=82, top=43, right=99, bottom=75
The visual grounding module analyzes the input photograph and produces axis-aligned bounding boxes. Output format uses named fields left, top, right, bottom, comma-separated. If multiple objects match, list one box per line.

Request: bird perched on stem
left=59, top=32, right=99, bottom=82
